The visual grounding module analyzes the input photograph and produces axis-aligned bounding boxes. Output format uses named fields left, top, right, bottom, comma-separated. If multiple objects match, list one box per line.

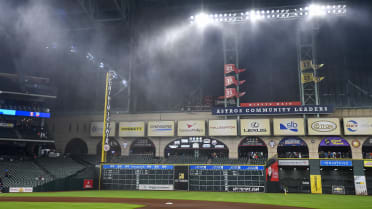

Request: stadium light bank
left=189, top=3, right=347, bottom=27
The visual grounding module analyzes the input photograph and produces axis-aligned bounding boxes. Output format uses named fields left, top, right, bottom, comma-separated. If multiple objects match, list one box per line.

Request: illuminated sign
left=0, top=108, right=50, bottom=118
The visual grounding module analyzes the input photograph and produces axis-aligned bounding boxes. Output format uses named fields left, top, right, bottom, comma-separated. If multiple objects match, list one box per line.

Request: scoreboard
left=101, top=164, right=265, bottom=192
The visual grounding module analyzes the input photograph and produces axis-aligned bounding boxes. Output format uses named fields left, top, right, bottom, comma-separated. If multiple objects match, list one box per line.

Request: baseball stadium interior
left=1, top=0, right=372, bottom=197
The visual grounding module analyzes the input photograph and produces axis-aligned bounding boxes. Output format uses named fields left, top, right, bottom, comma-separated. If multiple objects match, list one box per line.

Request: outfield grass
left=1, top=190, right=372, bottom=209
left=0, top=202, right=143, bottom=209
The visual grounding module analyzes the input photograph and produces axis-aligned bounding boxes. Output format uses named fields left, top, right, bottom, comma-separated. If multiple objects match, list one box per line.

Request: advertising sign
left=240, top=101, right=302, bottom=107
left=319, top=137, right=349, bottom=146
left=240, top=119, right=271, bottom=136
left=83, top=179, right=93, bottom=189
left=178, top=120, right=205, bottom=136
left=364, top=160, right=372, bottom=167
left=148, top=121, right=174, bottom=137
left=229, top=186, right=264, bottom=192
left=208, top=120, right=237, bottom=136
left=239, top=137, right=266, bottom=146
left=119, top=122, right=145, bottom=137
left=278, top=137, right=306, bottom=146
left=9, top=187, right=33, bottom=193
left=310, top=175, right=322, bottom=194
left=278, top=160, right=309, bottom=166
left=307, top=118, right=341, bottom=135
left=343, top=117, right=372, bottom=135
left=320, top=160, right=352, bottom=167
left=266, top=161, right=279, bottom=182
left=0, top=123, right=14, bottom=128
left=90, top=122, right=116, bottom=137
left=354, top=176, right=368, bottom=195
left=273, top=118, right=305, bottom=136
left=212, top=105, right=333, bottom=115
left=139, top=184, right=174, bottom=191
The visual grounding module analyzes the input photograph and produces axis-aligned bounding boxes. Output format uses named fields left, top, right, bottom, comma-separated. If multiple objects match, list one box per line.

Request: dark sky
left=1, top=0, right=372, bottom=112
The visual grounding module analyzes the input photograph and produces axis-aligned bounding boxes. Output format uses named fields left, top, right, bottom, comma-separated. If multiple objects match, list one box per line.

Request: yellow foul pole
left=98, top=71, right=110, bottom=190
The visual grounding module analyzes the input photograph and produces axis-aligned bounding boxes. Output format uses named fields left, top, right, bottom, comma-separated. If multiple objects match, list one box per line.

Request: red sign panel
left=266, top=161, right=279, bottom=182
left=240, top=101, right=302, bottom=107
left=83, top=179, right=93, bottom=189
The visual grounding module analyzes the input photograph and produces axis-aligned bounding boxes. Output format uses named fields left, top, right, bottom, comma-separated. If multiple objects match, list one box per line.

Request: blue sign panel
left=189, top=165, right=264, bottom=170
left=212, top=105, right=333, bottom=116
left=320, top=160, right=352, bottom=167
left=0, top=108, right=50, bottom=118
left=103, top=164, right=174, bottom=170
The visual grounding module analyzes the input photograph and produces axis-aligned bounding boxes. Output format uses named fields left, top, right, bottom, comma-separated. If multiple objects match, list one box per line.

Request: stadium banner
left=83, top=179, right=93, bottom=189
left=178, top=120, right=205, bottom=136
left=148, top=121, right=174, bottom=137
left=139, top=184, right=174, bottom=191
left=273, top=118, right=305, bottom=136
left=208, top=120, right=237, bottom=136
left=240, top=101, right=301, bottom=107
left=364, top=160, right=372, bottom=167
left=307, top=118, right=341, bottom=135
left=90, top=122, right=116, bottom=137
left=240, top=119, right=271, bottom=136
left=9, top=187, right=33, bottom=193
left=320, top=160, right=352, bottom=167
left=266, top=161, right=279, bottom=182
left=319, top=137, right=349, bottom=146
left=310, top=175, right=322, bottom=194
left=343, top=117, right=372, bottom=135
left=228, top=186, right=264, bottom=192
left=212, top=105, right=333, bottom=116
left=119, top=121, right=145, bottom=137
left=354, top=176, right=368, bottom=195
left=278, top=160, right=309, bottom=166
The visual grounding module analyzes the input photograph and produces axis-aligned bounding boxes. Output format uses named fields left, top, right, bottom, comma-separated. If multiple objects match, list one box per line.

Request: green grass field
left=2, top=190, right=372, bottom=209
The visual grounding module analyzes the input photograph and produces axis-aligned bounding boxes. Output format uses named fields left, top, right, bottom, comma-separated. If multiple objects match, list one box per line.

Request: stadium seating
left=0, top=159, right=53, bottom=187
left=36, top=157, right=86, bottom=179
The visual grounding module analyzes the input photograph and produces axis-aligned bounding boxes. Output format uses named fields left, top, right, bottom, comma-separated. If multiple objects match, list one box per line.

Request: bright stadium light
left=308, top=4, right=326, bottom=17
left=188, top=3, right=347, bottom=24
left=193, top=12, right=212, bottom=28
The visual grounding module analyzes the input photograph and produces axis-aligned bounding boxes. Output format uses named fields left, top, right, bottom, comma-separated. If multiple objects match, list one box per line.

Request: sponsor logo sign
left=240, top=119, right=270, bottom=136
left=319, top=137, right=349, bottom=146
left=148, top=121, right=174, bottom=137
left=278, top=160, right=309, bottom=166
left=178, top=120, right=205, bottom=136
left=308, top=118, right=340, bottom=135
left=273, top=118, right=305, bottom=136
left=83, top=179, right=93, bottom=189
left=364, top=160, right=372, bottom=167
left=9, top=187, right=33, bottom=193
left=310, top=175, right=322, bottom=194
left=354, top=176, right=368, bottom=195
left=0, top=123, right=14, bottom=128
left=344, top=117, right=372, bottom=135
left=240, top=101, right=302, bottom=107
left=320, top=160, right=352, bottom=167
left=139, top=184, right=174, bottom=191
left=208, top=120, right=237, bottom=136
left=119, top=122, right=145, bottom=137
left=229, top=186, right=264, bottom=192
left=90, top=122, right=116, bottom=137
left=190, top=165, right=264, bottom=170
left=212, top=105, right=333, bottom=115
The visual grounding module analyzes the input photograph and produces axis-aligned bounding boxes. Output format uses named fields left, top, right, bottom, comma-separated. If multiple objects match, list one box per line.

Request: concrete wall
left=49, top=108, right=372, bottom=159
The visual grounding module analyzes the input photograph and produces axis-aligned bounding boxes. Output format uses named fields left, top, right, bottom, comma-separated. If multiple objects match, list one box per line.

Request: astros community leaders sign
left=212, top=105, right=333, bottom=115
